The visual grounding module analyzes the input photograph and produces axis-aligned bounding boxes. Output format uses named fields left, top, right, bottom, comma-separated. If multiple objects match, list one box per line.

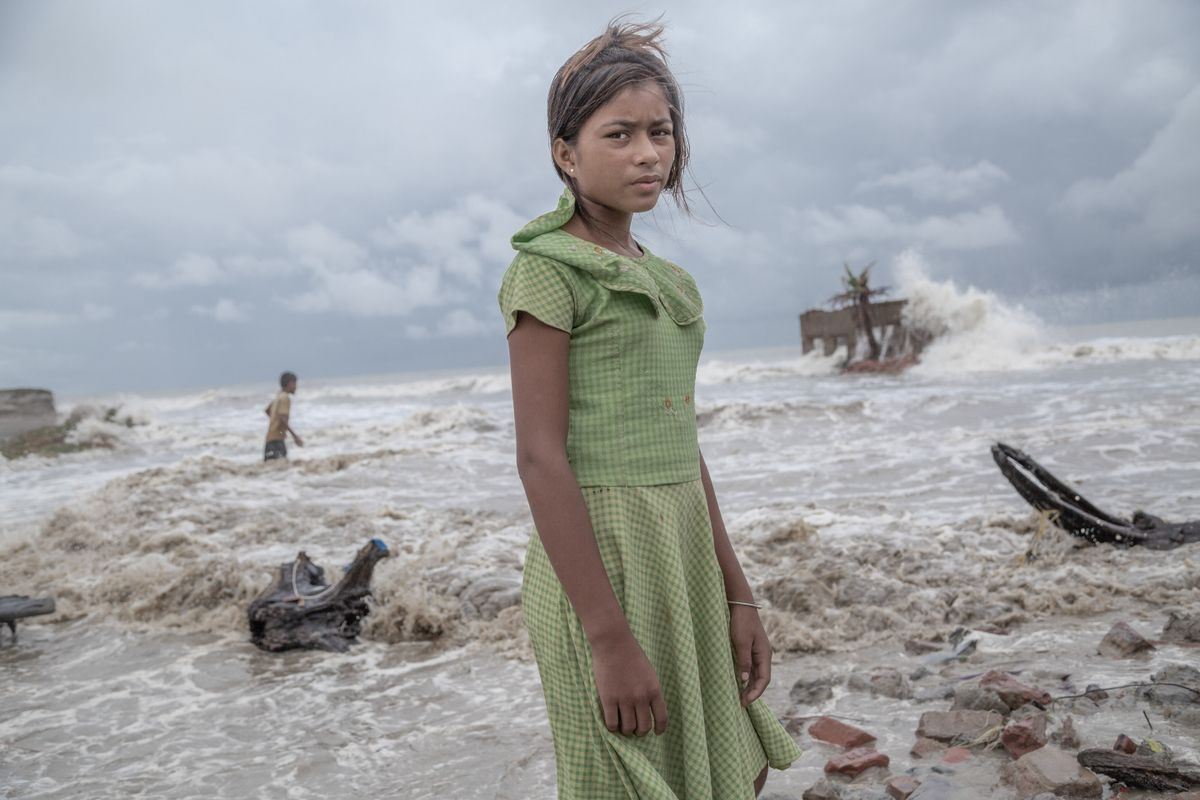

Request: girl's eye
left=608, top=131, right=630, bottom=140
left=653, top=129, right=673, bottom=138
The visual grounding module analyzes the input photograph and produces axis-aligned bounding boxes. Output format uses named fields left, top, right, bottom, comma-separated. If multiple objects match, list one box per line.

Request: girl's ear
left=552, top=138, right=576, bottom=175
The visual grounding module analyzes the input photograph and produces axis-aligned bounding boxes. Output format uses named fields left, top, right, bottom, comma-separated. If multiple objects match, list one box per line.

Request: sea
left=2, top=272, right=1198, bottom=799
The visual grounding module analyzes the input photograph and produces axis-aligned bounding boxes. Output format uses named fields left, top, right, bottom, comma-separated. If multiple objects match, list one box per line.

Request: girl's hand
left=730, top=604, right=771, bottom=706
left=591, top=631, right=669, bottom=736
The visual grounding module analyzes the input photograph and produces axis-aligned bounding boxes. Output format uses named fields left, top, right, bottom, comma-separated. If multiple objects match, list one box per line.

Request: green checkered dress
left=499, top=190, right=801, bottom=799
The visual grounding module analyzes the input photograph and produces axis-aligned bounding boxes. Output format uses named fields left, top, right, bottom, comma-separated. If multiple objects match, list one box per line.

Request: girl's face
left=555, top=80, right=676, bottom=217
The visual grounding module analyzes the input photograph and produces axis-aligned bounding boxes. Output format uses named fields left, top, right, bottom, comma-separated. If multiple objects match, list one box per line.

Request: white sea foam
left=696, top=350, right=843, bottom=385
left=301, top=371, right=513, bottom=403
left=393, top=404, right=505, bottom=437
left=696, top=399, right=868, bottom=431
left=895, top=250, right=1200, bottom=375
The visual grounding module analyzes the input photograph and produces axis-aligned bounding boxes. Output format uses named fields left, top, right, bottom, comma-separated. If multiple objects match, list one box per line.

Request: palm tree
left=829, top=261, right=890, bottom=360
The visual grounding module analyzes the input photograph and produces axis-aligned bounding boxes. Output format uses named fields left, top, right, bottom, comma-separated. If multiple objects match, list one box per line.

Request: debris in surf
left=788, top=618, right=1198, bottom=800
left=247, top=538, right=389, bottom=653
left=915, top=710, right=1005, bottom=744
left=848, top=667, right=913, bottom=699
left=1076, top=747, right=1200, bottom=792
left=799, top=261, right=933, bottom=373
left=1163, top=611, right=1200, bottom=644
left=992, top=442, right=1200, bottom=549
left=1003, top=745, right=1103, bottom=798
left=0, top=595, right=55, bottom=643
left=999, top=712, right=1047, bottom=759
left=789, top=673, right=838, bottom=706
left=919, top=634, right=978, bottom=666
left=824, top=745, right=891, bottom=777
left=807, top=716, right=878, bottom=749
left=1098, top=621, right=1156, bottom=659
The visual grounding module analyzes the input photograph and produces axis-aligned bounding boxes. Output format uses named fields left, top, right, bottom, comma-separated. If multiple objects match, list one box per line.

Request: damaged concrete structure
left=799, top=299, right=927, bottom=361
left=0, top=389, right=57, bottom=441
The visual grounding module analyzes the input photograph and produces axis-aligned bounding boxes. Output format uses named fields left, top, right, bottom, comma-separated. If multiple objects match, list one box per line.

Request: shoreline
left=6, top=596, right=1196, bottom=799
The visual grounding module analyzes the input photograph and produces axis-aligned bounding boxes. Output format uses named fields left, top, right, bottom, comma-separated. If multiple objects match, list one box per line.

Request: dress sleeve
left=497, top=254, right=576, bottom=336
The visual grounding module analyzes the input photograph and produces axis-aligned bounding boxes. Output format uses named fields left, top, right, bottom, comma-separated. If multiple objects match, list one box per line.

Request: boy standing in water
left=264, top=371, right=303, bottom=461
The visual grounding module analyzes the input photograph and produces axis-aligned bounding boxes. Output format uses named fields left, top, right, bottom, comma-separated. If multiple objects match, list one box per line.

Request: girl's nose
left=633, top=133, right=660, bottom=165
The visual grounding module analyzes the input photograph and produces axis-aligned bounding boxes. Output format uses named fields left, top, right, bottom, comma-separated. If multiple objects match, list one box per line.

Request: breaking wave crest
left=301, top=373, right=512, bottom=403
left=895, top=251, right=1200, bottom=375
left=696, top=399, right=867, bottom=430
left=6, top=455, right=1195, bottom=660
left=730, top=505, right=1199, bottom=655
left=696, top=351, right=842, bottom=385
left=394, top=405, right=503, bottom=437
left=5, top=454, right=530, bottom=649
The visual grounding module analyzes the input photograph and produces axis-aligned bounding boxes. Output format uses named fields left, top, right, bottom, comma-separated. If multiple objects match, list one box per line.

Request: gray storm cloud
left=0, top=0, right=1197, bottom=392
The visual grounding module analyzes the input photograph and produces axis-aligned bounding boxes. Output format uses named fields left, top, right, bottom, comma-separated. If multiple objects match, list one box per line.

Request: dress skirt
left=522, top=480, right=801, bottom=799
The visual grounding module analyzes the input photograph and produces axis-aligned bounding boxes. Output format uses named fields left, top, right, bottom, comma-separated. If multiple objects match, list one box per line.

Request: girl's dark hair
left=548, top=18, right=690, bottom=217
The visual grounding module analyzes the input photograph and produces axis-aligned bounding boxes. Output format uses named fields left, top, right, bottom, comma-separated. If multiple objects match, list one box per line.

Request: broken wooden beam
left=1077, top=748, right=1200, bottom=792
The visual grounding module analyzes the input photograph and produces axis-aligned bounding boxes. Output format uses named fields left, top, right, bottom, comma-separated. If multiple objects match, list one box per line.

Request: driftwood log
left=248, top=539, right=389, bottom=653
left=992, top=442, right=1200, bottom=550
left=1077, top=749, right=1200, bottom=792
left=0, top=595, right=55, bottom=642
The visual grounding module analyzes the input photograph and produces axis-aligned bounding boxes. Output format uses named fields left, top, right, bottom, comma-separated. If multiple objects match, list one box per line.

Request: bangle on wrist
left=727, top=600, right=762, bottom=609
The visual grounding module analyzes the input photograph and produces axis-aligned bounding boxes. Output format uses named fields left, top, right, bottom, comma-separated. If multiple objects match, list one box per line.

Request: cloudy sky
left=2, top=1, right=1197, bottom=394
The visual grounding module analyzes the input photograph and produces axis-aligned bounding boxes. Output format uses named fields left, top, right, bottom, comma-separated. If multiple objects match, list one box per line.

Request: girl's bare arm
left=699, top=449, right=772, bottom=705
left=508, top=312, right=668, bottom=735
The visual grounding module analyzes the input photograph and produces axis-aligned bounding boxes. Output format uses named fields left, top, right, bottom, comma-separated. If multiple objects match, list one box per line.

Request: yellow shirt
left=265, top=391, right=291, bottom=442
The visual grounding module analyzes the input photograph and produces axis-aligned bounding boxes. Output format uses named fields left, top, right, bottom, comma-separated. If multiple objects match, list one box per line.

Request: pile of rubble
left=766, top=615, right=1200, bottom=799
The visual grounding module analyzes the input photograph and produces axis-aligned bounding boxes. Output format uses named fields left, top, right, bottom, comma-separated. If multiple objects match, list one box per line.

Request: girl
left=499, top=19, right=800, bottom=799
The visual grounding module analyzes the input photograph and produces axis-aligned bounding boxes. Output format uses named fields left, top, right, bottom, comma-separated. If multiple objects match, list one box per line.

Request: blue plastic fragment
left=370, top=537, right=389, bottom=552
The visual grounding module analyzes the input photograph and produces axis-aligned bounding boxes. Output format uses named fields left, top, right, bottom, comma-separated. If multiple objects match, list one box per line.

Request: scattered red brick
left=844, top=355, right=917, bottom=374
left=979, top=670, right=1053, bottom=709
left=917, top=710, right=1004, bottom=743
left=1001, top=713, right=1048, bottom=759
left=1002, top=745, right=1102, bottom=798
left=910, top=737, right=946, bottom=759
left=886, top=775, right=921, bottom=799
left=808, top=716, right=877, bottom=749
left=825, top=747, right=891, bottom=776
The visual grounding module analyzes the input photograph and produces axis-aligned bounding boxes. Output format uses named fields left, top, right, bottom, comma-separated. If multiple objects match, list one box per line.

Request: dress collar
left=511, top=189, right=703, bottom=326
